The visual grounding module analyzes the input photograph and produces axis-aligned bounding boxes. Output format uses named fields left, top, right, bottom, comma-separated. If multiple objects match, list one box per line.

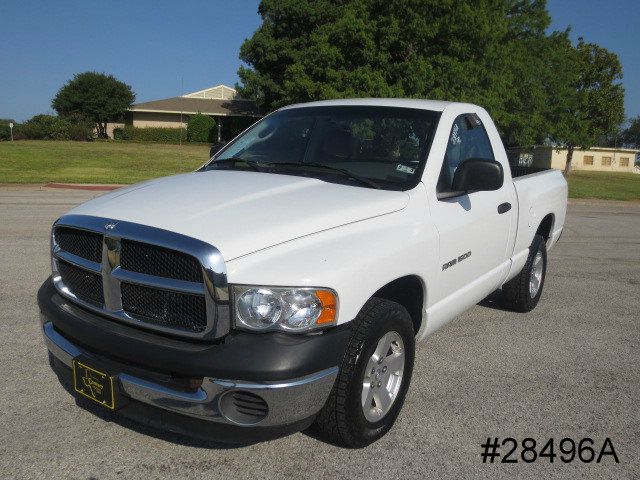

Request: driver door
left=431, top=113, right=516, bottom=313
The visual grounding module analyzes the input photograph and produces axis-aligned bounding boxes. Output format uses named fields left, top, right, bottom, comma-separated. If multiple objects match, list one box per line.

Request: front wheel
left=502, top=234, right=547, bottom=312
left=312, top=298, right=415, bottom=448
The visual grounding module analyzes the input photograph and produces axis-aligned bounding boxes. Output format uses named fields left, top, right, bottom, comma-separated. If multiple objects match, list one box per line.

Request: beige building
left=113, top=84, right=261, bottom=140
left=509, top=146, right=638, bottom=173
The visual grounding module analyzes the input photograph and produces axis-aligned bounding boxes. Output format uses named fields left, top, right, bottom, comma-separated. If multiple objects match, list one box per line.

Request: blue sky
left=0, top=0, right=637, bottom=122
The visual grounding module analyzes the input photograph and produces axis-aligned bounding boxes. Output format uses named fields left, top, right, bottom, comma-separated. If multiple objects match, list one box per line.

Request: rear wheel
left=312, top=298, right=415, bottom=448
left=503, top=234, right=547, bottom=312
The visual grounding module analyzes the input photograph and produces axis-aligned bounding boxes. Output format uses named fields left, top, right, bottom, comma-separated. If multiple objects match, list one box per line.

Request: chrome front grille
left=54, top=226, right=103, bottom=263
left=57, top=259, right=104, bottom=307
left=50, top=215, right=229, bottom=339
left=121, top=282, right=208, bottom=333
left=120, top=239, right=203, bottom=283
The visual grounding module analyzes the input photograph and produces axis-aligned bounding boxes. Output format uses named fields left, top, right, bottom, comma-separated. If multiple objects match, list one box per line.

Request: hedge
left=113, top=125, right=186, bottom=143
left=111, top=115, right=256, bottom=145
left=8, top=115, right=93, bottom=141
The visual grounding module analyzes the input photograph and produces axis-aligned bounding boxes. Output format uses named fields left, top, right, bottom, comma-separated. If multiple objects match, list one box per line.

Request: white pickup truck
left=39, top=99, right=567, bottom=447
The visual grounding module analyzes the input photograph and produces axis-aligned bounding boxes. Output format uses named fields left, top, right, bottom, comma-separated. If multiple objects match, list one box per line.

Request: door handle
left=497, top=202, right=511, bottom=214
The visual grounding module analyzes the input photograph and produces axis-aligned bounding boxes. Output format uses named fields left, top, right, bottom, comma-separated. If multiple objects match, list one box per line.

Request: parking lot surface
left=0, top=186, right=638, bottom=479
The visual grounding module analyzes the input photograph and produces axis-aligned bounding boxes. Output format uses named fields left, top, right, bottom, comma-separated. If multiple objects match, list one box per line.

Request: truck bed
left=509, top=166, right=567, bottom=259
left=509, top=165, right=552, bottom=178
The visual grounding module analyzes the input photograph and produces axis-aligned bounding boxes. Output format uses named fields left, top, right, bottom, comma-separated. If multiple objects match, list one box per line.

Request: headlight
left=233, top=285, right=338, bottom=332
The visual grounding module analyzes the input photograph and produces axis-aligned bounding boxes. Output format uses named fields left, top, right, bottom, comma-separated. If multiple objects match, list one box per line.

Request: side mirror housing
left=451, top=158, right=503, bottom=193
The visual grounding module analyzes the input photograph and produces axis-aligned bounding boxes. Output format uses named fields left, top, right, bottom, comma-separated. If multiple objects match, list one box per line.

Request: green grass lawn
left=566, top=170, right=640, bottom=201
left=0, top=140, right=208, bottom=184
left=1, top=141, right=638, bottom=200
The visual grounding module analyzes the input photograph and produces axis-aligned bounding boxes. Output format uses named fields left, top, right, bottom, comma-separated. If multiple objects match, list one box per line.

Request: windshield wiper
left=210, top=158, right=381, bottom=189
left=264, top=162, right=381, bottom=189
left=209, top=157, right=264, bottom=172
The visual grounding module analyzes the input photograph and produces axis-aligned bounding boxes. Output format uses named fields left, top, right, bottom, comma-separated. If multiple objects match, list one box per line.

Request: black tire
left=502, top=234, right=547, bottom=312
left=312, top=297, right=415, bottom=448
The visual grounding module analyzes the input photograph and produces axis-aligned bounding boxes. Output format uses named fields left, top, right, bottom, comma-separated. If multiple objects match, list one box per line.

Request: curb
left=43, top=183, right=124, bottom=192
left=568, top=198, right=640, bottom=207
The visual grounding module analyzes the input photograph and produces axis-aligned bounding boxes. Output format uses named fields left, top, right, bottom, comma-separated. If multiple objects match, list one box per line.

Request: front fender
left=225, top=189, right=438, bottom=325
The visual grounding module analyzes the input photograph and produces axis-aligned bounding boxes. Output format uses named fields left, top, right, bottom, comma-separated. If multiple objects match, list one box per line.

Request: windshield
left=205, top=106, right=440, bottom=190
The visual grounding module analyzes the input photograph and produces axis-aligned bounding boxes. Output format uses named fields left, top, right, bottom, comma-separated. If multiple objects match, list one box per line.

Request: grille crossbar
left=50, top=216, right=229, bottom=339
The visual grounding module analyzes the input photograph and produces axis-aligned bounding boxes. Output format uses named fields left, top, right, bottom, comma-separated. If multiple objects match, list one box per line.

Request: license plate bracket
left=72, top=356, right=119, bottom=410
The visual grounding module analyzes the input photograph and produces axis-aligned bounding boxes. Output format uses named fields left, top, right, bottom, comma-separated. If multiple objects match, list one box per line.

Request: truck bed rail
left=509, top=165, right=551, bottom=178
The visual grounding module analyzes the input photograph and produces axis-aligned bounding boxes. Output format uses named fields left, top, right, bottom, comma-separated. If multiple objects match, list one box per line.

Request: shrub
left=12, top=114, right=94, bottom=141
left=112, top=126, right=126, bottom=140
left=19, top=115, right=72, bottom=140
left=11, top=124, right=27, bottom=140
left=7, top=114, right=94, bottom=141
left=113, top=125, right=186, bottom=143
left=66, top=122, right=94, bottom=141
left=187, top=113, right=216, bottom=143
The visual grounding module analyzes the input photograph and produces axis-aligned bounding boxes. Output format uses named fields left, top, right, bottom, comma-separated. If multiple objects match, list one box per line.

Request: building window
left=620, top=157, right=629, bottom=167
left=602, top=156, right=612, bottom=166
left=583, top=156, right=594, bottom=166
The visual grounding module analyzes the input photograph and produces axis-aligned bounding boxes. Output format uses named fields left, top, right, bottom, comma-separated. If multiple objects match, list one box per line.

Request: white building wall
left=550, top=148, right=636, bottom=172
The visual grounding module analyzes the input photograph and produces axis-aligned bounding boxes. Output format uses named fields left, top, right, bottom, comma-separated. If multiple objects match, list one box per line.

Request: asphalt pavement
left=0, top=186, right=638, bottom=479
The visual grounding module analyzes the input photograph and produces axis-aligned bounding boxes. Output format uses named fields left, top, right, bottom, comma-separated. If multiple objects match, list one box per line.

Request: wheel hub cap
left=361, top=331, right=405, bottom=422
left=529, top=251, right=544, bottom=298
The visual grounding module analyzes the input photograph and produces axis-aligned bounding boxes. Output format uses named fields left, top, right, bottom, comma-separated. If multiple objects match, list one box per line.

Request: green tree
left=187, top=113, right=216, bottom=142
left=621, top=116, right=640, bottom=148
left=547, top=39, right=625, bottom=174
left=238, top=0, right=566, bottom=147
left=52, top=71, right=135, bottom=138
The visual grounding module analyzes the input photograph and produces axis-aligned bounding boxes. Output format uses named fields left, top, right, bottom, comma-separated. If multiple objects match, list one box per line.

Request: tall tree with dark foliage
left=238, top=0, right=625, bottom=156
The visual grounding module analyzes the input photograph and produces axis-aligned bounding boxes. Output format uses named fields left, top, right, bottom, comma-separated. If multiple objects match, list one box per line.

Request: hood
left=69, top=170, right=409, bottom=260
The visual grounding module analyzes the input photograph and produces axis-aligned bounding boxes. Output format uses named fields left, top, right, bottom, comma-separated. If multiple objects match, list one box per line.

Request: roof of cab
left=279, top=98, right=456, bottom=112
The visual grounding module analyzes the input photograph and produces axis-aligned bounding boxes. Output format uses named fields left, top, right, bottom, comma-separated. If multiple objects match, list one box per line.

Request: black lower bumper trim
left=39, top=277, right=351, bottom=382
left=49, top=353, right=314, bottom=444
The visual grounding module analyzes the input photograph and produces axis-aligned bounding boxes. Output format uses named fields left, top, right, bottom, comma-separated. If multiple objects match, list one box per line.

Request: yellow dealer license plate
left=72, top=358, right=117, bottom=410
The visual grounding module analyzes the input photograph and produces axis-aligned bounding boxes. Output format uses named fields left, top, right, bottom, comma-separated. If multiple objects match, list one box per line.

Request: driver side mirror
left=451, top=158, right=503, bottom=193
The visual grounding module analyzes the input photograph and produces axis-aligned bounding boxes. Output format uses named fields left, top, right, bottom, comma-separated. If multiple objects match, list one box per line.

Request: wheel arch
left=536, top=213, right=554, bottom=242
left=372, top=275, right=425, bottom=335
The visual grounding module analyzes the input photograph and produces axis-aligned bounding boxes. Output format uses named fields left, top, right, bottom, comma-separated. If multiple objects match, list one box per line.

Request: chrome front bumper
left=43, top=321, right=338, bottom=427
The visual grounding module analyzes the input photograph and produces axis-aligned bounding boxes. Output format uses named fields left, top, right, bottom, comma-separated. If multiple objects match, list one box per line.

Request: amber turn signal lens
left=315, top=290, right=337, bottom=325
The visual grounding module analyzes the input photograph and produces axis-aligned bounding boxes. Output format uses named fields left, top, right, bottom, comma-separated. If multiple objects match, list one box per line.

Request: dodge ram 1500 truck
left=39, top=99, right=567, bottom=447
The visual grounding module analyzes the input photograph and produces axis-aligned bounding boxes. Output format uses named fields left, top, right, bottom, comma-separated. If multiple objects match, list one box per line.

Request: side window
left=437, top=114, right=495, bottom=193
